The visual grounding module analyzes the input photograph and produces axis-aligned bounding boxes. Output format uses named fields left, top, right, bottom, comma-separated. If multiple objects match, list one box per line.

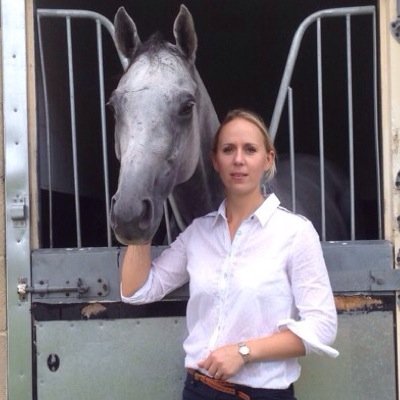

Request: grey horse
left=109, top=5, right=223, bottom=244
left=109, top=5, right=348, bottom=245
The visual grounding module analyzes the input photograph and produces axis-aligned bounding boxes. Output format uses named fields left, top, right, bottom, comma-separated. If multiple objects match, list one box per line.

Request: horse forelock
left=127, top=32, right=188, bottom=70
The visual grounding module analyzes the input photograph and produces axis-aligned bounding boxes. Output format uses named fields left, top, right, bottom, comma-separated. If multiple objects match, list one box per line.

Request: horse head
left=109, top=5, right=221, bottom=244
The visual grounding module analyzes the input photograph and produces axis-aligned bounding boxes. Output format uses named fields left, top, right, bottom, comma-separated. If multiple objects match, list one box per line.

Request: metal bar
left=163, top=201, right=172, bottom=245
left=2, top=0, right=33, bottom=397
left=66, top=17, right=82, bottom=248
left=168, top=195, right=187, bottom=232
left=288, top=87, right=296, bottom=212
left=37, top=9, right=130, bottom=248
left=96, top=20, right=112, bottom=247
left=346, top=15, right=356, bottom=240
left=18, top=280, right=89, bottom=296
left=269, top=6, right=375, bottom=139
left=372, top=11, right=382, bottom=239
left=37, top=9, right=128, bottom=69
left=36, top=14, right=54, bottom=248
left=27, top=286, right=88, bottom=294
left=317, top=18, right=326, bottom=241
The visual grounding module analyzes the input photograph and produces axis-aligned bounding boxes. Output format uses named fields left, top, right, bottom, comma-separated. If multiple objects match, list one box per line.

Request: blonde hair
left=212, top=109, right=277, bottom=181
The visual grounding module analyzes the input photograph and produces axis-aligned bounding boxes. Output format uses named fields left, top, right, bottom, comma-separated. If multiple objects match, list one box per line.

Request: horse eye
left=179, top=100, right=195, bottom=117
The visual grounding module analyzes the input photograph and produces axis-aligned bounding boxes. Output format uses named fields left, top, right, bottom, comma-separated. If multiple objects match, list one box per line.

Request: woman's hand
left=198, top=344, right=245, bottom=381
left=197, top=330, right=306, bottom=381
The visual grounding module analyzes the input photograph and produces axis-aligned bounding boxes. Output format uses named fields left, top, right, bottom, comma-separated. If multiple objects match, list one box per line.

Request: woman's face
left=212, top=117, right=274, bottom=198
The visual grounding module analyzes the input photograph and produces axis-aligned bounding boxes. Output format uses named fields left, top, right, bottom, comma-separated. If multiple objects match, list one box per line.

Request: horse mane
left=128, top=32, right=185, bottom=68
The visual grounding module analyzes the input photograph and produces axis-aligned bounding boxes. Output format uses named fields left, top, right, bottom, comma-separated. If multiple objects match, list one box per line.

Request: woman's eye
left=222, top=146, right=233, bottom=154
left=245, top=146, right=257, bottom=153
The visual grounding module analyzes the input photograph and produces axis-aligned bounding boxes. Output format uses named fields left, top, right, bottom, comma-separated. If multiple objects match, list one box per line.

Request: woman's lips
left=230, top=172, right=247, bottom=179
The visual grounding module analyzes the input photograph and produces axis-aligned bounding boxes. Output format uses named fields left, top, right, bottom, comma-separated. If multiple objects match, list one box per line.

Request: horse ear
left=114, top=7, right=141, bottom=61
left=173, top=4, right=198, bottom=63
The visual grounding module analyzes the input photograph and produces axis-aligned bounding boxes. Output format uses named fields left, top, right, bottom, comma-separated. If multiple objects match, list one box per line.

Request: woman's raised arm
left=120, top=244, right=152, bottom=298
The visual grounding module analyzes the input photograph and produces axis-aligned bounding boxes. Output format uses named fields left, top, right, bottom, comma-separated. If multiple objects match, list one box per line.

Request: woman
left=121, top=109, right=338, bottom=400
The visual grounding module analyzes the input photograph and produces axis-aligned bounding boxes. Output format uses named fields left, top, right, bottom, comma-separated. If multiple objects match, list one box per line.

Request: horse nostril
left=138, top=199, right=153, bottom=230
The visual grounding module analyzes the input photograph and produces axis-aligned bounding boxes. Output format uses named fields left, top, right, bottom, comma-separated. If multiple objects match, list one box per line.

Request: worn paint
left=335, top=295, right=384, bottom=313
left=80, top=303, right=107, bottom=319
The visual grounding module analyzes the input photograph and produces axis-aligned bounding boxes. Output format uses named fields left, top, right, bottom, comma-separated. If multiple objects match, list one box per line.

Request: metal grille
left=269, top=6, right=380, bottom=241
left=37, top=9, right=126, bottom=248
left=36, top=6, right=380, bottom=248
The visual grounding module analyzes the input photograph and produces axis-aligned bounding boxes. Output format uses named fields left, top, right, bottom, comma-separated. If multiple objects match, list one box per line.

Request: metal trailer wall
left=0, top=35, right=7, bottom=400
left=380, top=0, right=400, bottom=397
left=33, top=315, right=397, bottom=400
left=30, top=244, right=397, bottom=400
left=31, top=6, right=396, bottom=400
left=1, top=1, right=400, bottom=400
left=1, top=1, right=34, bottom=400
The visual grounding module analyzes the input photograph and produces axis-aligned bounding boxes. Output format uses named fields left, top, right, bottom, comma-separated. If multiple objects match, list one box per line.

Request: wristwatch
left=238, top=342, right=250, bottom=363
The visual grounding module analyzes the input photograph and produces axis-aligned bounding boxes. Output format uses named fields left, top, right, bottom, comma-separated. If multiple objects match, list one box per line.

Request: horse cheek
left=176, top=134, right=200, bottom=184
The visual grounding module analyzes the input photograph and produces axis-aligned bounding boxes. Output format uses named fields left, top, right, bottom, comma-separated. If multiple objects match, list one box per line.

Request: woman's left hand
left=198, top=344, right=245, bottom=381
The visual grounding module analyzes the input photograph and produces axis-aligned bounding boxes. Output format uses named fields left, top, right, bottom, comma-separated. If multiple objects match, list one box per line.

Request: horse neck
left=173, top=68, right=223, bottom=220
left=193, top=68, right=223, bottom=202
left=193, top=69, right=219, bottom=147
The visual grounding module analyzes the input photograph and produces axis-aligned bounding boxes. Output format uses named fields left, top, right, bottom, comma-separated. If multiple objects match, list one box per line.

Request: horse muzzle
left=110, top=194, right=160, bottom=244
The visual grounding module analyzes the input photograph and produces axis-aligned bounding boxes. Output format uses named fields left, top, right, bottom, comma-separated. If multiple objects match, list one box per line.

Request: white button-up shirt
left=121, top=193, right=338, bottom=389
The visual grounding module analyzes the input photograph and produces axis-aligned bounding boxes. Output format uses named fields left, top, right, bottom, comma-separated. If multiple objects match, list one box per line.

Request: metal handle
left=17, top=277, right=89, bottom=300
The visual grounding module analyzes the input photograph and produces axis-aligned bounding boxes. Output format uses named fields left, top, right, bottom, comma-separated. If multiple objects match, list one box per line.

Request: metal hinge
left=10, top=195, right=27, bottom=227
left=392, top=19, right=400, bottom=43
left=17, top=277, right=109, bottom=301
left=391, top=0, right=400, bottom=43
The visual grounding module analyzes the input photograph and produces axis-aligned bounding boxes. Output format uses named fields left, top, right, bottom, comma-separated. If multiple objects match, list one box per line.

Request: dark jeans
left=182, top=373, right=297, bottom=400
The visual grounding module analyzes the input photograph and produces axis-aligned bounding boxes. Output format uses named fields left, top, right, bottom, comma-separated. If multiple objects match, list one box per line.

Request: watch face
left=239, top=344, right=250, bottom=356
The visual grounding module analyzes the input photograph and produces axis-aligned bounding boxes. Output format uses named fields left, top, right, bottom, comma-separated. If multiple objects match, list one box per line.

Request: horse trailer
left=1, top=0, right=400, bottom=399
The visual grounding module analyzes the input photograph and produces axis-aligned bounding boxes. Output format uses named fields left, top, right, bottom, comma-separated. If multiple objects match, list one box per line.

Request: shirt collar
left=209, top=200, right=227, bottom=227
left=211, top=193, right=281, bottom=227
left=254, top=193, right=281, bottom=226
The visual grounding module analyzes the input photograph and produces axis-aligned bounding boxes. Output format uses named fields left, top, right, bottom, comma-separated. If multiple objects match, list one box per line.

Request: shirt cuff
left=277, top=318, right=339, bottom=358
left=120, top=274, right=153, bottom=304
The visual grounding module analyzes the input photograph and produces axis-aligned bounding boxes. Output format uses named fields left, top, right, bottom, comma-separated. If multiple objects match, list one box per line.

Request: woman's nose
left=233, top=150, right=244, bottom=164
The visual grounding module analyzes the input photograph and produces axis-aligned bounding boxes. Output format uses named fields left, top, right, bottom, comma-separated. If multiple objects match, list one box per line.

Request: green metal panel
left=296, top=312, right=396, bottom=400
left=35, top=313, right=396, bottom=400
left=35, top=318, right=187, bottom=400
left=30, top=241, right=394, bottom=305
